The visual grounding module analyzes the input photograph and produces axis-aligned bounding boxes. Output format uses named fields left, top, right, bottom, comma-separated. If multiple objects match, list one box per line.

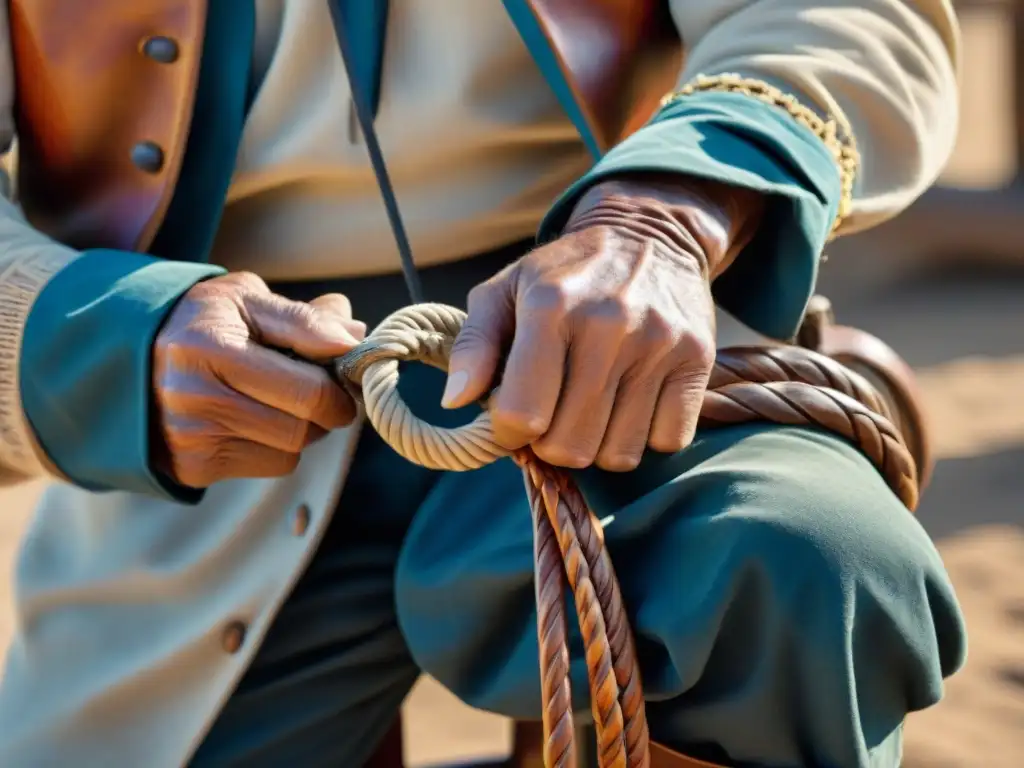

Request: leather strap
left=797, top=295, right=933, bottom=489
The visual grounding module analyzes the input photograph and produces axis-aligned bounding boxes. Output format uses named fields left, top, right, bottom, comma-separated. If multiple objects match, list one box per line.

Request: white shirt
left=212, top=0, right=592, bottom=281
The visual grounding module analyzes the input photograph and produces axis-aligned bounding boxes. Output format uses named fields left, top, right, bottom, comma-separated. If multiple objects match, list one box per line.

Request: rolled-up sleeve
left=541, top=0, right=959, bottom=339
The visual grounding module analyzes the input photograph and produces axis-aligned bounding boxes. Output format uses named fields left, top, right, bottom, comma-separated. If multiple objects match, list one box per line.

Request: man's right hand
left=152, top=272, right=364, bottom=489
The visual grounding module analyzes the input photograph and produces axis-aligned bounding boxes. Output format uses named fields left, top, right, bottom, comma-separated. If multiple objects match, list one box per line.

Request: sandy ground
left=2, top=8, right=1023, bottom=767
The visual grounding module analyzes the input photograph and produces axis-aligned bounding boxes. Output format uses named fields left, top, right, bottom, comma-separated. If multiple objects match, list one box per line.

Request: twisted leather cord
left=334, top=303, right=920, bottom=768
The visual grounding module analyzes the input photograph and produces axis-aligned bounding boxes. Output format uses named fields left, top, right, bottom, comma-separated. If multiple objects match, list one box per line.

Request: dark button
left=292, top=504, right=311, bottom=536
left=141, top=36, right=179, bottom=64
left=221, top=621, right=247, bottom=654
left=130, top=141, right=164, bottom=173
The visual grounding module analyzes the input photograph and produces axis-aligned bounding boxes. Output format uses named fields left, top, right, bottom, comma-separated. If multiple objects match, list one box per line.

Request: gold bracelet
left=660, top=73, right=859, bottom=239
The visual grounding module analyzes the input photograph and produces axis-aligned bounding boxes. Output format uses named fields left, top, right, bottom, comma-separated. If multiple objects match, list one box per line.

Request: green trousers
left=192, top=360, right=966, bottom=768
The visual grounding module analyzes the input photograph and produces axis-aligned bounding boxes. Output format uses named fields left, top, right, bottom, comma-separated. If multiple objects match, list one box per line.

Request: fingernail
left=442, top=370, right=469, bottom=408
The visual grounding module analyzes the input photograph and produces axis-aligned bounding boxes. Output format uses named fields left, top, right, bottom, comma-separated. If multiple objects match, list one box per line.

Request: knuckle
left=279, top=298, right=318, bottom=330
left=532, top=439, right=595, bottom=470
left=490, top=406, right=549, bottom=445
left=313, top=292, right=353, bottom=318
left=675, top=330, right=715, bottom=370
left=305, top=308, right=347, bottom=340
left=226, top=270, right=269, bottom=294
left=180, top=280, right=216, bottom=302
left=207, top=444, right=241, bottom=482
left=158, top=413, right=189, bottom=445
left=522, top=281, right=571, bottom=317
left=647, top=431, right=688, bottom=455
left=208, top=439, right=289, bottom=481
left=165, top=385, right=249, bottom=431
left=153, top=328, right=174, bottom=355
left=596, top=449, right=642, bottom=473
left=305, top=424, right=328, bottom=446
left=641, top=313, right=677, bottom=350
left=466, top=281, right=496, bottom=311
left=581, top=296, right=631, bottom=329
left=340, top=398, right=359, bottom=427
left=151, top=344, right=173, bottom=383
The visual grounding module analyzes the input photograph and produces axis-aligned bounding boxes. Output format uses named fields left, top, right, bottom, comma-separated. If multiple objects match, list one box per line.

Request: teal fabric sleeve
left=15, top=0, right=252, bottom=502
left=20, top=251, right=225, bottom=500
left=538, top=91, right=842, bottom=341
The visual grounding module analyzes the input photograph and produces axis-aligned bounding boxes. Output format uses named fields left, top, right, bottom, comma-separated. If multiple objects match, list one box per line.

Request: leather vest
left=7, top=0, right=681, bottom=254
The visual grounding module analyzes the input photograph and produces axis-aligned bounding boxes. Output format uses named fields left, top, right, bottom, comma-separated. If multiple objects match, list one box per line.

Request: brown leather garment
left=9, top=0, right=205, bottom=252
left=519, top=0, right=682, bottom=150
left=7, top=0, right=679, bottom=250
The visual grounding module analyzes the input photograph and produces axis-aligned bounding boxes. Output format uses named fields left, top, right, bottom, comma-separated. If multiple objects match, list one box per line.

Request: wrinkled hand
left=152, top=272, right=366, bottom=488
left=444, top=177, right=763, bottom=471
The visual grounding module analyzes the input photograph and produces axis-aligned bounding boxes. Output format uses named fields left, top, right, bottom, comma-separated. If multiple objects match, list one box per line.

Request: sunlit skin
left=152, top=177, right=763, bottom=488
left=444, top=176, right=764, bottom=471
left=152, top=275, right=365, bottom=488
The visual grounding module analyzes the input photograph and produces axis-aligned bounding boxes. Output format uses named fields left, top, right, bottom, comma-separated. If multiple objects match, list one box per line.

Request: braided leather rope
left=334, top=303, right=920, bottom=768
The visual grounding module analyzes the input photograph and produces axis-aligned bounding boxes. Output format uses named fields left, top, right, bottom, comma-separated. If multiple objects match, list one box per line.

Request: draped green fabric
left=196, top=363, right=966, bottom=768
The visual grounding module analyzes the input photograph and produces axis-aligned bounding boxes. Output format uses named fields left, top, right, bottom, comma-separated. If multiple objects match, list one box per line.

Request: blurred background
left=1, top=2, right=1022, bottom=766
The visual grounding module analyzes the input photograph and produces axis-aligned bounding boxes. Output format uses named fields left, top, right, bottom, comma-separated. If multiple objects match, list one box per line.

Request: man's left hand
left=443, top=177, right=764, bottom=471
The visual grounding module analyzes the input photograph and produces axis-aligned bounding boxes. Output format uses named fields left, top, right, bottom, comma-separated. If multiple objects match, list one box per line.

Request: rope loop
left=333, top=303, right=920, bottom=767
left=335, top=303, right=511, bottom=471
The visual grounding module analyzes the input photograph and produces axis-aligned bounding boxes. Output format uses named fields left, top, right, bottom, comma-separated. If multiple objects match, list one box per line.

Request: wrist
left=565, top=175, right=765, bottom=279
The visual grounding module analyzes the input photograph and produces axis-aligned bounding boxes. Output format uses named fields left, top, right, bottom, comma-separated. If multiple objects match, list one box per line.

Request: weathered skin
left=152, top=177, right=763, bottom=487
left=444, top=176, right=765, bottom=471
left=152, top=274, right=364, bottom=488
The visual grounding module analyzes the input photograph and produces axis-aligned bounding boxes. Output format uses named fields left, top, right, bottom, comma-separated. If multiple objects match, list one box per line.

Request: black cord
left=327, top=0, right=425, bottom=304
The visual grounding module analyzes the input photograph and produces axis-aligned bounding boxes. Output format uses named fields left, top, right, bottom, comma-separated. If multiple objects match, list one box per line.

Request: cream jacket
left=0, top=2, right=959, bottom=765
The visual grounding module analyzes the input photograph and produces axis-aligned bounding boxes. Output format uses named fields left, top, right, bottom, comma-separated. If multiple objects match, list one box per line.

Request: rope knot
left=333, top=303, right=511, bottom=472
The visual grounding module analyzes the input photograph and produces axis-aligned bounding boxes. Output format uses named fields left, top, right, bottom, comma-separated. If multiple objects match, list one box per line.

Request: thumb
left=244, top=292, right=362, bottom=361
left=443, top=280, right=514, bottom=409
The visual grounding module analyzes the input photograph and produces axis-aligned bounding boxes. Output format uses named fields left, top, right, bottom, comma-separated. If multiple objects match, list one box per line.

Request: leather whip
left=334, top=302, right=921, bottom=768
